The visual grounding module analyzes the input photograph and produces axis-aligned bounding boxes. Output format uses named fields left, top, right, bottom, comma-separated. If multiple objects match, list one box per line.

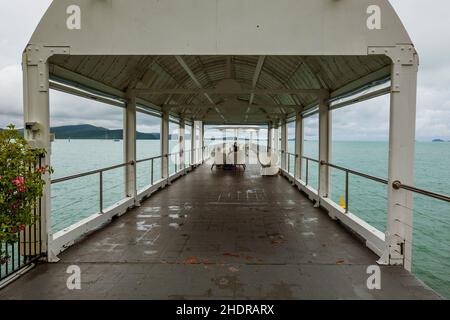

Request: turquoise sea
left=50, top=139, right=450, bottom=298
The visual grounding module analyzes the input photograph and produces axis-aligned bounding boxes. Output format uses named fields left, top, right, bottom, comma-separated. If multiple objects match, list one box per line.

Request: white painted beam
left=22, top=53, right=51, bottom=259
left=124, top=94, right=137, bottom=201
left=134, top=88, right=327, bottom=96
left=295, top=112, right=304, bottom=180
left=318, top=94, right=331, bottom=199
left=179, top=116, right=185, bottom=171
left=161, top=111, right=170, bottom=182
left=280, top=120, right=287, bottom=170
left=381, top=55, right=419, bottom=271
left=249, top=56, right=266, bottom=106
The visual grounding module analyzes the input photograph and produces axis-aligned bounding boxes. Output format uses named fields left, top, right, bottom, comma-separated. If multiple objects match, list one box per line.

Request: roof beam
left=175, top=55, right=226, bottom=122
left=133, top=88, right=328, bottom=95
left=249, top=56, right=266, bottom=106
left=226, top=56, right=232, bottom=78
left=329, top=65, right=391, bottom=100
left=175, top=56, right=215, bottom=105
left=162, top=104, right=302, bottom=110
left=298, top=57, right=329, bottom=89
left=246, top=56, right=266, bottom=122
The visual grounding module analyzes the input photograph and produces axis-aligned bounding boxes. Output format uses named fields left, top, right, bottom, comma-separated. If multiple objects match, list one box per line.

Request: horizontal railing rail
left=292, top=156, right=450, bottom=213
left=135, top=155, right=164, bottom=164
left=51, top=161, right=135, bottom=184
left=50, top=148, right=205, bottom=216
left=51, top=161, right=135, bottom=215
left=321, top=160, right=388, bottom=185
left=393, top=181, right=450, bottom=203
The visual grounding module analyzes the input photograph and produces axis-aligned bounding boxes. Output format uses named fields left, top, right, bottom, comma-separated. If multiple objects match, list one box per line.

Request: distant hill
left=49, top=124, right=160, bottom=140
left=1, top=124, right=185, bottom=140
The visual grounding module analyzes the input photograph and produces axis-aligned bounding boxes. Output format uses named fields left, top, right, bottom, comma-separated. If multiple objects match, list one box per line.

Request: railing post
left=151, top=158, right=154, bottom=185
left=99, top=171, right=103, bottom=213
left=175, top=153, right=178, bottom=173
left=345, top=171, right=349, bottom=214
left=306, top=158, right=309, bottom=186
left=288, top=154, right=290, bottom=174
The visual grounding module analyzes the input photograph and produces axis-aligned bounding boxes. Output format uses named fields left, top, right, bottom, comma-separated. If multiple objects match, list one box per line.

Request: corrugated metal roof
left=49, top=54, right=391, bottom=124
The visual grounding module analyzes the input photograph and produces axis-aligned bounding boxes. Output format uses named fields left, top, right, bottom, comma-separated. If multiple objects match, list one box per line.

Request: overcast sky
left=0, top=1, right=449, bottom=140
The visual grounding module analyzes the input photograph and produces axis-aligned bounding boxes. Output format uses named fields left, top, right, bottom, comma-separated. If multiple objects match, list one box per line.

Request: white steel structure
left=23, top=0, right=418, bottom=270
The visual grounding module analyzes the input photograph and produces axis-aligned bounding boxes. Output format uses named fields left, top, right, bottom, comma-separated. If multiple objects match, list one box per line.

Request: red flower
left=11, top=202, right=20, bottom=210
left=36, top=165, right=49, bottom=174
left=19, top=225, right=26, bottom=232
left=12, top=176, right=25, bottom=186
left=18, top=185, right=28, bottom=193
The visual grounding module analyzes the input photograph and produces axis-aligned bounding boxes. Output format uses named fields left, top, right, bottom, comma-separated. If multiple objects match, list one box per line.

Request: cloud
left=0, top=65, right=23, bottom=127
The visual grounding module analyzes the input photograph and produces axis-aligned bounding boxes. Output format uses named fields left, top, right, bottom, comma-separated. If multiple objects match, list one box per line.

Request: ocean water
left=50, top=139, right=450, bottom=298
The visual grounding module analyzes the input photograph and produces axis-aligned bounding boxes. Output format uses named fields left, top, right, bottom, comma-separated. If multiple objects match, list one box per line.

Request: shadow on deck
left=0, top=165, right=440, bottom=300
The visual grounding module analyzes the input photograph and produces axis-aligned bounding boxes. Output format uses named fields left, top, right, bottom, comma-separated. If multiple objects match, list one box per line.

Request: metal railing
left=287, top=152, right=297, bottom=175
left=2, top=146, right=206, bottom=285
left=293, top=156, right=450, bottom=213
left=302, top=156, right=320, bottom=187
left=51, top=148, right=205, bottom=214
left=1, top=157, right=44, bottom=284
left=135, top=155, right=164, bottom=186
left=392, top=181, right=450, bottom=203
left=52, top=161, right=135, bottom=214
left=319, top=160, right=388, bottom=214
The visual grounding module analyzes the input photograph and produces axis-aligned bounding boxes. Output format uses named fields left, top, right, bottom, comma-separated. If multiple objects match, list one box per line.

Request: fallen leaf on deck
left=228, top=266, right=239, bottom=273
left=184, top=256, right=199, bottom=264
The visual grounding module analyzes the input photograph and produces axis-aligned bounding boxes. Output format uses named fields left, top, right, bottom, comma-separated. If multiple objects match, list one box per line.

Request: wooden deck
left=0, top=165, right=440, bottom=299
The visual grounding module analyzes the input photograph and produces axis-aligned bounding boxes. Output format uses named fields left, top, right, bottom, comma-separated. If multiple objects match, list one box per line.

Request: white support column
left=22, top=52, right=51, bottom=260
left=272, top=126, right=281, bottom=164
left=318, top=94, right=331, bottom=198
left=124, top=95, right=137, bottom=201
left=273, top=125, right=279, bottom=153
left=379, top=50, right=419, bottom=271
left=190, top=121, right=196, bottom=166
left=179, top=116, right=185, bottom=172
left=193, top=120, right=203, bottom=164
left=200, top=121, right=205, bottom=163
left=280, top=119, right=287, bottom=170
left=161, top=111, right=169, bottom=183
left=295, top=112, right=304, bottom=180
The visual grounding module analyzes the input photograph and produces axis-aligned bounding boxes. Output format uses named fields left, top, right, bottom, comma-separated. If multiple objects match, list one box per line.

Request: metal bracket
left=24, top=45, right=70, bottom=92
left=368, top=45, right=418, bottom=92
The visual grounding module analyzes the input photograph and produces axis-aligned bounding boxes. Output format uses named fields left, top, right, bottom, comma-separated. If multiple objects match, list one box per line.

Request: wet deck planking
left=0, top=165, right=440, bottom=299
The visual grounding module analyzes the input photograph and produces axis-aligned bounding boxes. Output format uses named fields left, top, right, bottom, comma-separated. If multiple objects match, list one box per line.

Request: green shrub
left=0, top=125, right=52, bottom=264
